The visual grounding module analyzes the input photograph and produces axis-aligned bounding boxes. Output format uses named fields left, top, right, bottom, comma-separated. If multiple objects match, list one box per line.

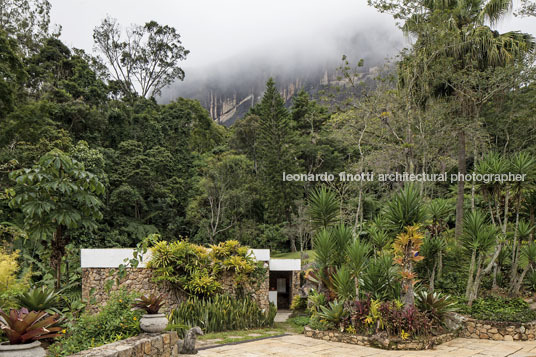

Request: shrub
left=458, top=296, right=536, bottom=322
left=48, top=289, right=142, bottom=356
left=318, top=300, right=346, bottom=328
left=16, top=286, right=60, bottom=314
left=0, top=249, right=30, bottom=309
left=147, top=239, right=266, bottom=297
left=168, top=294, right=276, bottom=334
left=415, top=291, right=457, bottom=327
left=290, top=294, right=307, bottom=311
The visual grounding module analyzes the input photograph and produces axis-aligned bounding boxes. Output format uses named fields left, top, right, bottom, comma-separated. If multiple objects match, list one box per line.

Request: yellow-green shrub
left=147, top=239, right=266, bottom=297
left=0, top=249, right=30, bottom=308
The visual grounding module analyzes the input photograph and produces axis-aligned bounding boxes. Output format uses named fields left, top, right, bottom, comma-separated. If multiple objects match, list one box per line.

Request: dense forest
left=1, top=0, right=536, bottom=307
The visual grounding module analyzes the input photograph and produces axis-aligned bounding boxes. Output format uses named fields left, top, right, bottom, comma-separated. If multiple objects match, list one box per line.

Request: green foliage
left=168, top=295, right=276, bottom=334
left=384, top=184, right=425, bottom=232
left=0, top=248, right=31, bottom=309
left=16, top=286, right=60, bottom=314
left=0, top=308, right=62, bottom=345
left=318, top=300, right=346, bottom=327
left=360, top=253, right=401, bottom=301
left=332, top=266, right=356, bottom=301
left=132, top=294, right=164, bottom=314
left=307, top=290, right=327, bottom=316
left=457, top=296, right=536, bottom=322
left=415, top=291, right=457, bottom=327
left=147, top=239, right=265, bottom=297
left=48, top=290, right=142, bottom=356
left=290, top=295, right=307, bottom=311
left=308, top=187, right=339, bottom=230
left=8, top=149, right=105, bottom=288
left=93, top=17, right=189, bottom=98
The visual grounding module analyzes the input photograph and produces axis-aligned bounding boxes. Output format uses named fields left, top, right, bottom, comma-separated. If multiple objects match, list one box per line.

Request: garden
left=288, top=181, right=536, bottom=349
left=1, top=0, right=536, bottom=355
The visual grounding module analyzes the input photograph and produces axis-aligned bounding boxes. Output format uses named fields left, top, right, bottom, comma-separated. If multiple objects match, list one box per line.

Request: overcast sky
left=49, top=0, right=536, bottom=69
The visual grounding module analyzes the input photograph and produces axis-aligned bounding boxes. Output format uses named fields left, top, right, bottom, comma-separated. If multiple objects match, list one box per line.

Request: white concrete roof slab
left=269, top=259, right=301, bottom=271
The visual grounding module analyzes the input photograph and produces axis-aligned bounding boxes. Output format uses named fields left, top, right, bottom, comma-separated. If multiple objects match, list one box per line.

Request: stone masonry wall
left=303, top=327, right=456, bottom=350
left=69, top=332, right=179, bottom=357
left=460, top=318, right=536, bottom=341
left=291, top=270, right=301, bottom=305
left=82, top=263, right=270, bottom=313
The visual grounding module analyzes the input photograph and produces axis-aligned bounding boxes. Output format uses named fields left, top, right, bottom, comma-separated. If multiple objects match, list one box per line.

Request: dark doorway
left=269, top=271, right=292, bottom=309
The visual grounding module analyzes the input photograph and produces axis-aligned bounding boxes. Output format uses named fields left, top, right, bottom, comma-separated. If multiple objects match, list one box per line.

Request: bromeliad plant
left=393, top=225, right=425, bottom=308
left=0, top=308, right=62, bottom=345
left=133, top=294, right=164, bottom=314
left=16, top=286, right=60, bottom=314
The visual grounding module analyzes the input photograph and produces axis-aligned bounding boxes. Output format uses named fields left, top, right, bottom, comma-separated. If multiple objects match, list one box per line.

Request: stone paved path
left=198, top=334, right=536, bottom=356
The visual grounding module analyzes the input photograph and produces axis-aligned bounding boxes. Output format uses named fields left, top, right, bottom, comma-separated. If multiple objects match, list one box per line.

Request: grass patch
left=198, top=326, right=286, bottom=344
left=272, top=250, right=315, bottom=264
left=198, top=321, right=303, bottom=345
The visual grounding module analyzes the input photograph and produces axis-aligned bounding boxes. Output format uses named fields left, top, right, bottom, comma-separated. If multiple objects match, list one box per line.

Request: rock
left=504, top=335, right=514, bottom=341
left=520, top=326, right=526, bottom=333
left=178, top=327, right=203, bottom=355
left=488, top=328, right=498, bottom=334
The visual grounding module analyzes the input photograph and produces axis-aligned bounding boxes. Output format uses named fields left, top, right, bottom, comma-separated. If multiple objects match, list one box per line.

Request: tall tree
left=371, top=0, right=535, bottom=237
left=256, top=78, right=298, bottom=224
left=93, top=17, right=189, bottom=98
left=8, top=149, right=104, bottom=288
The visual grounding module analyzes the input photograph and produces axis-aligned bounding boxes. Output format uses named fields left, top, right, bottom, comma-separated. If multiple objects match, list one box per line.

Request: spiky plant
left=16, top=286, right=60, bottom=314
left=415, top=291, right=457, bottom=327
left=384, top=184, right=425, bottom=232
left=133, top=294, right=165, bottom=314
left=308, top=187, right=339, bottom=230
left=332, top=265, right=356, bottom=302
left=0, top=308, right=62, bottom=345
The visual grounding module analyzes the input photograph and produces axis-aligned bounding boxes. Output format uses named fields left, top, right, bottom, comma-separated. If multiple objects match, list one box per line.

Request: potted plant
left=133, top=294, right=167, bottom=333
left=0, top=308, right=62, bottom=357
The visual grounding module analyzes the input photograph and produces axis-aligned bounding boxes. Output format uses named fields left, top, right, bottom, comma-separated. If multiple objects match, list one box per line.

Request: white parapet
left=269, top=259, right=301, bottom=271
left=81, top=248, right=152, bottom=268
left=250, top=249, right=270, bottom=261
left=81, top=248, right=273, bottom=268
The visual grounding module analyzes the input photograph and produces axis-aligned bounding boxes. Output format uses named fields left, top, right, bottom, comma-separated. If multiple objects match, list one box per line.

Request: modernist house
left=81, top=248, right=301, bottom=311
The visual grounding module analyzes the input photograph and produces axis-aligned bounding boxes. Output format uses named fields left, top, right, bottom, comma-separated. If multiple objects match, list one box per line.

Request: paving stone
left=197, top=334, right=536, bottom=356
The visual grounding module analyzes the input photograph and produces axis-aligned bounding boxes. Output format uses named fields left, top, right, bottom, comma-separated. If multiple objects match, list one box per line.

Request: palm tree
left=399, top=0, right=535, bottom=238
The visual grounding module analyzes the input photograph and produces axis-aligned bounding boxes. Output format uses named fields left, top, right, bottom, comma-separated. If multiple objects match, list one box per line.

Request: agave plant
left=17, top=286, right=60, bottom=314
left=133, top=294, right=165, bottom=314
left=318, top=300, right=346, bottom=327
left=0, top=308, right=62, bottom=345
left=415, top=291, right=457, bottom=327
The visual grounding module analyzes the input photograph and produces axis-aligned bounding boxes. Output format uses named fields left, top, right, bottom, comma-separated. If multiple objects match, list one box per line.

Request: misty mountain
left=159, top=28, right=402, bottom=126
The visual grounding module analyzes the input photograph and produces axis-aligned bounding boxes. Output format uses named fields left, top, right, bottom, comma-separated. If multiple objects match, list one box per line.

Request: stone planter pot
left=139, top=313, right=168, bottom=333
left=0, top=341, right=46, bottom=357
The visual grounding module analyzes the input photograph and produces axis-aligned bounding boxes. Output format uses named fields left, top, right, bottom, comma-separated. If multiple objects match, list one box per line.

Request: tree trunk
left=511, top=194, right=523, bottom=284
left=430, top=260, right=437, bottom=293
left=52, top=225, right=64, bottom=290
left=465, top=249, right=476, bottom=299
left=455, top=129, right=466, bottom=238
left=468, top=255, right=484, bottom=306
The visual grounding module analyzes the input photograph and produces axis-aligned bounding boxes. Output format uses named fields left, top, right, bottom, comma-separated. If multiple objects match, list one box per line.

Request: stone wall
left=291, top=271, right=301, bottom=305
left=69, top=332, right=179, bottom=357
left=82, top=263, right=270, bottom=313
left=303, top=327, right=455, bottom=350
left=460, top=318, right=536, bottom=341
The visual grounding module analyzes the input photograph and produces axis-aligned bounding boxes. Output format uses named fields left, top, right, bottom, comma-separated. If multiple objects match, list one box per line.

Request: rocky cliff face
left=161, top=65, right=380, bottom=126
left=159, top=28, right=400, bottom=126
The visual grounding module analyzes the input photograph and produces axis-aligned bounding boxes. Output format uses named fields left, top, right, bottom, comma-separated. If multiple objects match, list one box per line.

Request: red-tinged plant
left=0, top=308, right=63, bottom=345
left=133, top=294, right=164, bottom=314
